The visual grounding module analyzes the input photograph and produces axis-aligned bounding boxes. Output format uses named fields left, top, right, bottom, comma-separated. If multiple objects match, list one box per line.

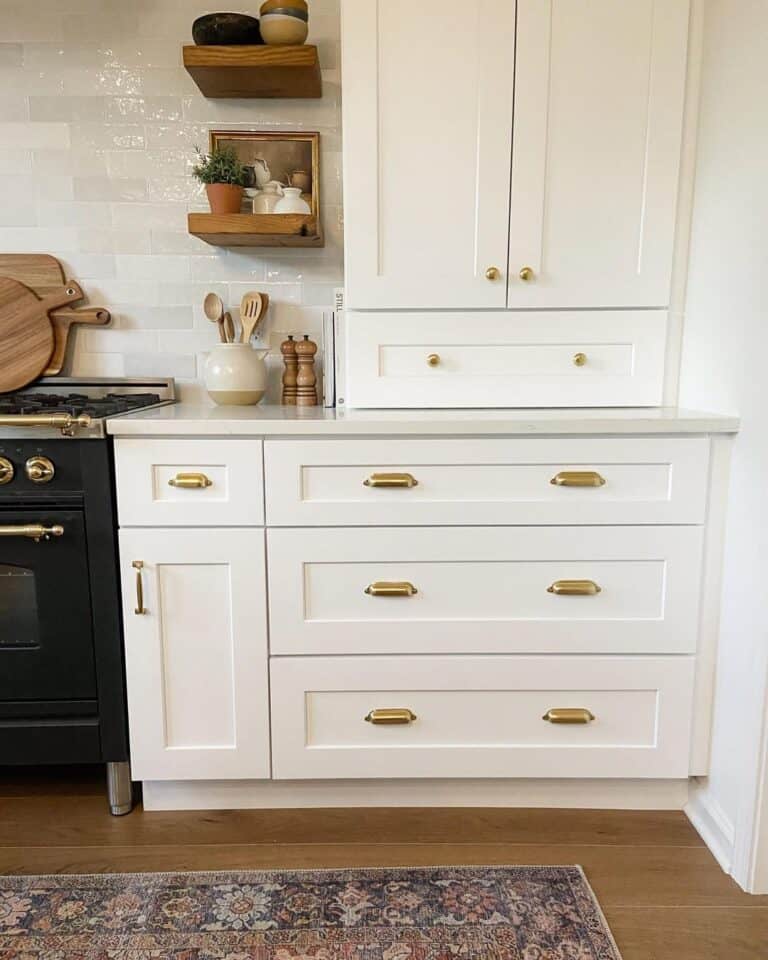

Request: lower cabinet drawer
left=268, top=526, right=703, bottom=655
left=346, top=311, right=666, bottom=408
left=270, top=656, right=695, bottom=780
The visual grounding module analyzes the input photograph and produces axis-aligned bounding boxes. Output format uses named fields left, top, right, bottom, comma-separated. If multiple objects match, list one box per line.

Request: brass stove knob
left=26, top=456, right=55, bottom=484
left=0, top=457, right=14, bottom=485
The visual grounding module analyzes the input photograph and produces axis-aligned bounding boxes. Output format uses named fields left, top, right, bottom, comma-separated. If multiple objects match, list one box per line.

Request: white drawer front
left=270, top=656, right=695, bottom=779
left=268, top=526, right=703, bottom=655
left=265, top=437, right=709, bottom=526
left=115, top=439, right=264, bottom=527
left=346, top=311, right=666, bottom=408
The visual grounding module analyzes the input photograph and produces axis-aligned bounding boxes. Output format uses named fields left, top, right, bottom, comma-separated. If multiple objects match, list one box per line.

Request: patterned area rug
left=0, top=866, right=622, bottom=959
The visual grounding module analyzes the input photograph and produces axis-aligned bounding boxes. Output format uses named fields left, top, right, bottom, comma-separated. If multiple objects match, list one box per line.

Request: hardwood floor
left=1, top=766, right=766, bottom=959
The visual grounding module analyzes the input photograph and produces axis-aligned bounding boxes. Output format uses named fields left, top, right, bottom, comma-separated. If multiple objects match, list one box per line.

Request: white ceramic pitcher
left=204, top=343, right=269, bottom=405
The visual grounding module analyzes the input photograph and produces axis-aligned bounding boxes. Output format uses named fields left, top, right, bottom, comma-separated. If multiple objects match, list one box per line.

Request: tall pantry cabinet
left=341, top=0, right=692, bottom=407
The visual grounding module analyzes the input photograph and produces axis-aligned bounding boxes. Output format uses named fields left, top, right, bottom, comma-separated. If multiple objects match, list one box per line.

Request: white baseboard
left=685, top=779, right=736, bottom=873
left=142, top=778, right=691, bottom=812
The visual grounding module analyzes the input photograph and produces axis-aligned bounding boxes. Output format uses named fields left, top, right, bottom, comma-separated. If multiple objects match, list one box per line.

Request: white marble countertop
left=107, top=404, right=740, bottom=437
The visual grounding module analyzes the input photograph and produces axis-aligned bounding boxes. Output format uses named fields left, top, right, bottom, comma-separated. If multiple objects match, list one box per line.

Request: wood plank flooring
left=1, top=766, right=766, bottom=959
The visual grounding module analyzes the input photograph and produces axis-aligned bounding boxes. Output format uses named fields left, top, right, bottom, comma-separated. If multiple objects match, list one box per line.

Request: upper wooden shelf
left=183, top=44, right=322, bottom=99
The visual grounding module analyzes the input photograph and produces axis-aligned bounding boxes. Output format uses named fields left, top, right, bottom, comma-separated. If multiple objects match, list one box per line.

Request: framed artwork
left=209, top=130, right=320, bottom=221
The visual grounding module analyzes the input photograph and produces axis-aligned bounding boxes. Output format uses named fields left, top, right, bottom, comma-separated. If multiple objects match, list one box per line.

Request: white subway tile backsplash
left=1, top=0, right=342, bottom=397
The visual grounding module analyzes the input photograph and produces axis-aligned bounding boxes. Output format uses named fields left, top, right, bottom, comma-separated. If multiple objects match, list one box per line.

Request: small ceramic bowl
left=260, top=11, right=309, bottom=45
left=261, top=0, right=307, bottom=14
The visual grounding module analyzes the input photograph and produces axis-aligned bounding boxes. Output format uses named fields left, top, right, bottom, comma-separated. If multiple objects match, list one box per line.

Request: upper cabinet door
left=341, top=0, right=516, bottom=310
left=508, top=0, right=690, bottom=308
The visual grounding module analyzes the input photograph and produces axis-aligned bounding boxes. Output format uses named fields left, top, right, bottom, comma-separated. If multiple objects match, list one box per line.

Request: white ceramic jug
left=274, top=186, right=311, bottom=214
left=204, top=343, right=269, bottom=405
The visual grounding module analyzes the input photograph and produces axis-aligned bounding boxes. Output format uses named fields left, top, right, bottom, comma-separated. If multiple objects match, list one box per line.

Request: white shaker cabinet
left=341, top=0, right=516, bottom=310
left=118, top=528, right=270, bottom=781
left=508, top=0, right=690, bottom=308
left=341, top=0, right=690, bottom=311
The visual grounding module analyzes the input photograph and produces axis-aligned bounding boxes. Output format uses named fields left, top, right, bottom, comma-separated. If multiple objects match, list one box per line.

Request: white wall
left=0, top=0, right=343, bottom=399
left=680, top=0, right=768, bottom=888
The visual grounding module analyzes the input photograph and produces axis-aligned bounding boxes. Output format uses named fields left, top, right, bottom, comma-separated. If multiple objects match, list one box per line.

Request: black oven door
left=0, top=509, right=97, bottom=701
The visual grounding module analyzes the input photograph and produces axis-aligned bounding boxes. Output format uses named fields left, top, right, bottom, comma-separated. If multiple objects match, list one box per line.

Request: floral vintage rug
left=0, top=866, right=622, bottom=959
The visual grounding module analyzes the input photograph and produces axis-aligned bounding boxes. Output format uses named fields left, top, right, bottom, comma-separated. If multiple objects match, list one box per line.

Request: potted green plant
left=193, top=145, right=247, bottom=214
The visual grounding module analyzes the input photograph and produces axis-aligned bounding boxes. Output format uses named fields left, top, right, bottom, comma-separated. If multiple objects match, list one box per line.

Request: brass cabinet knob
left=485, top=266, right=501, bottom=281
left=543, top=708, right=595, bottom=725
left=365, top=708, right=417, bottom=725
left=573, top=352, right=588, bottom=367
left=427, top=353, right=441, bottom=367
left=0, top=457, right=14, bottom=485
left=519, top=266, right=535, bottom=282
left=25, top=456, right=55, bottom=484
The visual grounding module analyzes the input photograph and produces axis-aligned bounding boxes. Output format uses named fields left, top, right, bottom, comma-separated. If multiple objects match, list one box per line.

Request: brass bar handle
left=168, top=473, right=213, bottom=489
left=365, top=581, right=418, bottom=597
left=0, top=413, right=92, bottom=437
left=365, top=708, right=417, bottom=725
left=132, top=560, right=146, bottom=615
left=547, top=580, right=602, bottom=596
left=550, top=471, right=606, bottom=487
left=363, top=473, right=418, bottom=488
left=543, top=708, right=596, bottom=725
left=0, top=524, right=64, bottom=542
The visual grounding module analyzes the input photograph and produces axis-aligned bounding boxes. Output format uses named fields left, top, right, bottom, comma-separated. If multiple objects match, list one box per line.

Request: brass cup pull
left=573, top=352, right=588, bottom=367
left=427, top=353, right=441, bottom=367
left=519, top=266, right=535, bottom=282
left=548, top=580, right=602, bottom=596
left=550, top=471, right=606, bottom=488
left=543, top=708, right=595, bottom=725
left=365, top=708, right=417, bottom=725
left=365, top=581, right=418, bottom=597
left=363, top=473, right=418, bottom=489
left=168, top=473, right=212, bottom=489
left=0, top=524, right=64, bottom=542
left=132, top=560, right=146, bottom=615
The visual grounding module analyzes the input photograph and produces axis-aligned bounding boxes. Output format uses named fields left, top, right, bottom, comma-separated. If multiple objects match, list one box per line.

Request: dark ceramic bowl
left=192, top=13, right=264, bottom=45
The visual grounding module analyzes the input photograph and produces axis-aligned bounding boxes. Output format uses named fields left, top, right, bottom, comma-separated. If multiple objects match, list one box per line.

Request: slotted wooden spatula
left=240, top=291, right=270, bottom=343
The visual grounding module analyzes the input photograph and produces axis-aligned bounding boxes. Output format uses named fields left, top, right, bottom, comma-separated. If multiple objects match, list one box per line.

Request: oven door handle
left=0, top=524, right=64, bottom=542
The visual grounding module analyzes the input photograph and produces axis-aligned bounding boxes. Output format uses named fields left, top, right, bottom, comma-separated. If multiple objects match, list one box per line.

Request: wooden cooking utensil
left=0, top=278, right=84, bottom=393
left=239, top=292, right=263, bottom=344
left=223, top=311, right=236, bottom=344
left=203, top=292, right=227, bottom=343
left=45, top=306, right=111, bottom=376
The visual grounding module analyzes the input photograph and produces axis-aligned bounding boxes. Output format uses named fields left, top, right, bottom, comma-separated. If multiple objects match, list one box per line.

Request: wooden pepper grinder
left=280, top=335, right=298, bottom=405
left=295, top=334, right=318, bottom=406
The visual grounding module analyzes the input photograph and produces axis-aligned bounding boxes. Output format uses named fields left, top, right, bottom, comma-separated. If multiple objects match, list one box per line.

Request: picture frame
left=209, top=129, right=320, bottom=223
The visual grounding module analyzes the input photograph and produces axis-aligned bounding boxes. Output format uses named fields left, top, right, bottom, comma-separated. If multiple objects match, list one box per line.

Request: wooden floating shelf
left=188, top=213, right=324, bottom=248
left=183, top=44, right=322, bottom=99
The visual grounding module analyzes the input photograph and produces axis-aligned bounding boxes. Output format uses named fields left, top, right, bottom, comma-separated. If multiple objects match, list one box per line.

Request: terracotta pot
left=206, top=183, right=244, bottom=214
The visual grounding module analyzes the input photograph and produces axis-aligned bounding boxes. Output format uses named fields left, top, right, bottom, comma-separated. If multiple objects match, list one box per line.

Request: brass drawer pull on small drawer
left=363, top=473, right=418, bottom=488
left=543, top=708, right=595, bottom=725
left=365, top=581, right=418, bottom=597
left=550, top=471, right=606, bottom=487
left=547, top=580, right=602, bottom=596
left=168, top=473, right=213, bottom=489
left=365, top=708, right=417, bottom=725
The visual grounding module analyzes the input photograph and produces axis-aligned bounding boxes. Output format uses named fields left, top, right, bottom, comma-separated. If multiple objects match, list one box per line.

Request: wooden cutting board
left=0, top=254, right=110, bottom=376
left=0, top=278, right=84, bottom=392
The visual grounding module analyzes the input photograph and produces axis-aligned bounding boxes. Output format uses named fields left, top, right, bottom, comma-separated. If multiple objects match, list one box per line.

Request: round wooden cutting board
left=0, top=277, right=84, bottom=393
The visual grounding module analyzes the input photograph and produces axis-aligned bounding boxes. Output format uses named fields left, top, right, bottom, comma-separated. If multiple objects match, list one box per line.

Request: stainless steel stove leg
left=106, top=761, right=133, bottom=816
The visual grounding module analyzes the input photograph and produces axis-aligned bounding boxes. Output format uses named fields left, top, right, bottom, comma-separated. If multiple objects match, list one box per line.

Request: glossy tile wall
left=0, top=0, right=342, bottom=399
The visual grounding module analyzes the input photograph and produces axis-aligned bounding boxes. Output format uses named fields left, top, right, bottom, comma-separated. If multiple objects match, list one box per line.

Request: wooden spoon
left=203, top=292, right=226, bottom=343
left=240, top=292, right=263, bottom=344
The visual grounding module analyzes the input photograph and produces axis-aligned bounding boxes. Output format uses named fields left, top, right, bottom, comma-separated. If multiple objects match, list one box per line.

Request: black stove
left=0, top=377, right=175, bottom=815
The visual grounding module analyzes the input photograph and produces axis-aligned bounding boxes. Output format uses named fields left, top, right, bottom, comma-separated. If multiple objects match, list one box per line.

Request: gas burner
left=0, top=378, right=175, bottom=439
